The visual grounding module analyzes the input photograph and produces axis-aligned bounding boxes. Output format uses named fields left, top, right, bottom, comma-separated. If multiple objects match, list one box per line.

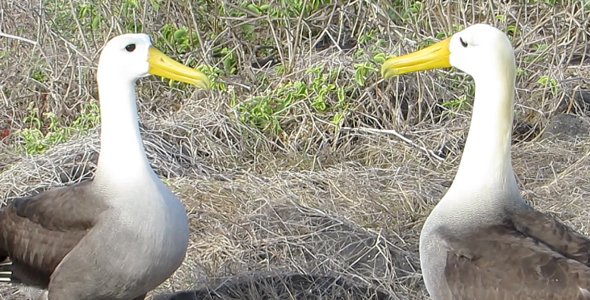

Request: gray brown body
left=421, top=198, right=590, bottom=300
left=0, top=177, right=188, bottom=300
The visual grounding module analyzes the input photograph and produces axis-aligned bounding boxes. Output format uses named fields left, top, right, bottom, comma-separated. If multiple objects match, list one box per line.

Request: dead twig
left=0, top=31, right=37, bottom=45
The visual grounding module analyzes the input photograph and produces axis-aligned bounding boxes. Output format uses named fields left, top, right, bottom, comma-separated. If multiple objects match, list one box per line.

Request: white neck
left=446, top=62, right=519, bottom=200
left=93, top=75, right=154, bottom=185
left=420, top=56, right=523, bottom=300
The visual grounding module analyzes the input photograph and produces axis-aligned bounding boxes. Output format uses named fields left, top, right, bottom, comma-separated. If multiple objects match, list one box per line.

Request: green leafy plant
left=218, top=46, right=238, bottom=75
left=234, top=65, right=351, bottom=135
left=353, top=62, right=377, bottom=87
left=401, top=1, right=422, bottom=20
left=538, top=75, right=558, bottom=96
left=16, top=101, right=100, bottom=154
left=77, top=2, right=101, bottom=30
left=198, top=65, right=226, bottom=91
left=246, top=3, right=271, bottom=15
left=160, top=24, right=199, bottom=54
left=441, top=95, right=469, bottom=118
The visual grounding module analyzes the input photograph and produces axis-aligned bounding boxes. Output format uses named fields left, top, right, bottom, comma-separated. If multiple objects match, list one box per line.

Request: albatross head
left=97, top=33, right=210, bottom=89
left=381, top=24, right=515, bottom=81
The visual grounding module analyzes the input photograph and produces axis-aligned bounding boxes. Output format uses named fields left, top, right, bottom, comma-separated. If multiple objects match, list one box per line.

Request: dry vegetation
left=0, top=0, right=589, bottom=299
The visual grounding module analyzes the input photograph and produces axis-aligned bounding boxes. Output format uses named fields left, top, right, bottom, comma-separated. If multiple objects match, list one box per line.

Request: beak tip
left=380, top=67, right=396, bottom=80
left=380, top=60, right=397, bottom=79
left=199, top=78, right=212, bottom=90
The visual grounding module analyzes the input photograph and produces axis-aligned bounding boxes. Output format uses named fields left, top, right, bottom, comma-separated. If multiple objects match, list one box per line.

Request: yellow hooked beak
left=381, top=38, right=452, bottom=79
left=148, top=46, right=211, bottom=89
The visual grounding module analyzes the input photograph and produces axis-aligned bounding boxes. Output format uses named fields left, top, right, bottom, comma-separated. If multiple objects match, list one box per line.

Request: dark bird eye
left=125, top=44, right=136, bottom=52
left=459, top=37, right=468, bottom=48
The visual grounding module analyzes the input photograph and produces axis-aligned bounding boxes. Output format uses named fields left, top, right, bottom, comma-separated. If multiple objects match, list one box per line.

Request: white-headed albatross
left=0, top=34, right=210, bottom=300
left=381, top=24, right=590, bottom=299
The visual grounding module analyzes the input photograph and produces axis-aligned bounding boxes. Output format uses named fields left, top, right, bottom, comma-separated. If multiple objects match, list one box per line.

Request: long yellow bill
left=148, top=46, right=211, bottom=89
left=381, top=38, right=452, bottom=79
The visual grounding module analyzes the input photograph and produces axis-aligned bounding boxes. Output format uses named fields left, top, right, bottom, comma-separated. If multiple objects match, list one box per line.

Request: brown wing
left=444, top=225, right=590, bottom=300
left=510, top=205, right=590, bottom=265
left=0, top=180, right=109, bottom=288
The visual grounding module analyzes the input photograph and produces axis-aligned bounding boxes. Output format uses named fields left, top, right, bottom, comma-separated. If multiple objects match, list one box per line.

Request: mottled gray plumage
left=0, top=180, right=105, bottom=288
left=440, top=204, right=590, bottom=299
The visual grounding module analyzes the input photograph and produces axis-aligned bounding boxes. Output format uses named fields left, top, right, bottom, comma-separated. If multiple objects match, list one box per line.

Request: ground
left=0, top=0, right=589, bottom=299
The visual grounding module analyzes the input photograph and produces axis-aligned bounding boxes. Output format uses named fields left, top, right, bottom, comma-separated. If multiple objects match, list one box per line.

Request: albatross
left=381, top=24, right=590, bottom=299
left=0, top=33, right=210, bottom=300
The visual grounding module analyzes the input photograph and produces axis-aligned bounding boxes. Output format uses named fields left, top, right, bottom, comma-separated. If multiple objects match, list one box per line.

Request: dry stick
left=546, top=149, right=590, bottom=188
left=340, top=126, right=445, bottom=162
left=0, top=31, right=37, bottom=45
left=49, top=31, right=93, bottom=64
left=67, top=0, right=90, bottom=55
left=186, top=0, right=207, bottom=61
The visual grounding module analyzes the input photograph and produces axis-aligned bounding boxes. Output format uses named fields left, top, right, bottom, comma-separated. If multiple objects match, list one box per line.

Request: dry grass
left=0, top=0, right=589, bottom=299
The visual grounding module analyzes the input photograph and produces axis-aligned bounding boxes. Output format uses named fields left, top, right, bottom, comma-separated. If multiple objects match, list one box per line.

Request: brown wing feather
left=0, top=180, right=109, bottom=288
left=444, top=224, right=590, bottom=300
left=510, top=205, right=590, bottom=265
